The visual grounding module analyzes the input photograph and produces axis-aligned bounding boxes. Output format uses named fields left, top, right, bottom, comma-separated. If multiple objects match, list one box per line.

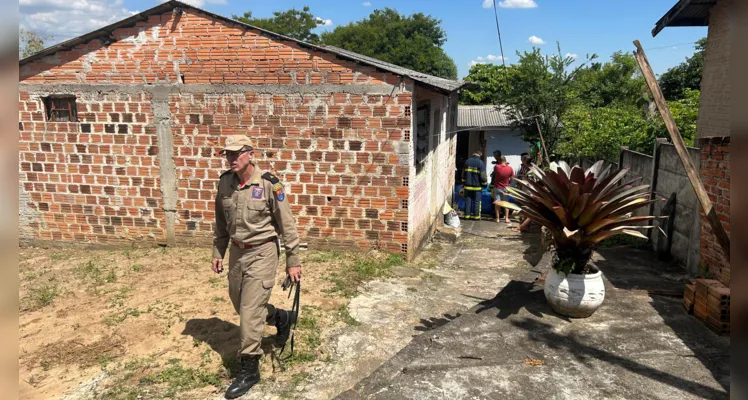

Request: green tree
left=499, top=44, right=596, bottom=159
left=571, top=52, right=646, bottom=108
left=658, top=38, right=706, bottom=100
left=557, top=89, right=699, bottom=161
left=320, top=8, right=457, bottom=79
left=19, top=28, right=52, bottom=58
left=233, top=6, right=324, bottom=43
left=459, top=63, right=514, bottom=105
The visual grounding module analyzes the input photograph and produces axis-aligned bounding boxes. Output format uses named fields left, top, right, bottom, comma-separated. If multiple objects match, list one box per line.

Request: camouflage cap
left=220, top=135, right=254, bottom=153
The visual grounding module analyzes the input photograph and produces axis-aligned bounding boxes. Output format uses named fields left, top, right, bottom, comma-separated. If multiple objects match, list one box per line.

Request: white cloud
left=498, top=0, right=538, bottom=8
left=565, top=53, right=578, bottom=59
left=362, top=1, right=372, bottom=6
left=482, top=0, right=493, bottom=8
left=315, top=17, right=333, bottom=26
left=470, top=54, right=507, bottom=66
left=19, top=0, right=137, bottom=43
left=528, top=35, right=545, bottom=45
left=485, top=54, right=505, bottom=61
left=19, top=0, right=229, bottom=49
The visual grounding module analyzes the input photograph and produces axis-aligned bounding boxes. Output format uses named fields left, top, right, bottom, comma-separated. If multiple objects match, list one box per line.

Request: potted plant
left=495, top=160, right=663, bottom=318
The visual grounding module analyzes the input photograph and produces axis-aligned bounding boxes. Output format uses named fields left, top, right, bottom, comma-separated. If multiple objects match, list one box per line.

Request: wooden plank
left=534, top=117, right=551, bottom=166
left=633, top=40, right=731, bottom=263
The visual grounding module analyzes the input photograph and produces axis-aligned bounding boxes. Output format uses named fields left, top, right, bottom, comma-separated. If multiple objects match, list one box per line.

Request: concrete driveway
left=338, top=220, right=730, bottom=400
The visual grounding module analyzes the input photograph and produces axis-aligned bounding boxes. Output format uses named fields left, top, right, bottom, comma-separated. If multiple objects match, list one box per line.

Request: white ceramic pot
left=544, top=266, right=605, bottom=318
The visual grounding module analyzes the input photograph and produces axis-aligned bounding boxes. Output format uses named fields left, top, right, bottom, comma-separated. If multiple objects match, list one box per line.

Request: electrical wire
left=492, top=0, right=507, bottom=69
left=643, top=41, right=697, bottom=52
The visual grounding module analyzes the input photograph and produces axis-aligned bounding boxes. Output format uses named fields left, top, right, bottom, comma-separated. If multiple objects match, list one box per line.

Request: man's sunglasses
left=223, top=149, right=252, bottom=158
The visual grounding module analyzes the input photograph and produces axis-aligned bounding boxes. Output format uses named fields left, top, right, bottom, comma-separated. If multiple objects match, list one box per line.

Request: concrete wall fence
left=618, top=141, right=702, bottom=275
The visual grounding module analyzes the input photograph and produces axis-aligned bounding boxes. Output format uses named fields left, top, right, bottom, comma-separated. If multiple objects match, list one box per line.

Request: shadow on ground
left=182, top=318, right=277, bottom=376
left=475, top=279, right=562, bottom=321
left=512, top=317, right=727, bottom=399
left=595, top=247, right=730, bottom=393
left=415, top=313, right=462, bottom=332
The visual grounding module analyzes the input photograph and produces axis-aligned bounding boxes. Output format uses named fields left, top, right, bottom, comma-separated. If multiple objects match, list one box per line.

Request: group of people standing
left=460, top=149, right=534, bottom=231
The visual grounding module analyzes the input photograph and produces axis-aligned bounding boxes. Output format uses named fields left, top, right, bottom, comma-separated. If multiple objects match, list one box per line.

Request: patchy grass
left=336, top=304, right=359, bottom=326
left=98, top=357, right=223, bottom=400
left=19, top=247, right=420, bottom=399
left=25, top=282, right=60, bottom=311
left=28, top=335, right=125, bottom=372
left=103, top=308, right=143, bottom=327
left=74, top=260, right=118, bottom=287
left=325, top=253, right=405, bottom=297
left=281, top=305, right=323, bottom=367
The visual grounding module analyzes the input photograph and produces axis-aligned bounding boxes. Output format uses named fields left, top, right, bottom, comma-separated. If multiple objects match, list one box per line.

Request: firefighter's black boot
left=225, top=355, right=260, bottom=399
left=274, top=309, right=297, bottom=347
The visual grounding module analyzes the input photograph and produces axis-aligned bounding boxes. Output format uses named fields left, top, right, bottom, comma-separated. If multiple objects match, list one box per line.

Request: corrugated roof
left=652, top=0, right=716, bottom=37
left=19, top=0, right=465, bottom=93
left=457, top=105, right=515, bottom=129
left=320, top=45, right=466, bottom=93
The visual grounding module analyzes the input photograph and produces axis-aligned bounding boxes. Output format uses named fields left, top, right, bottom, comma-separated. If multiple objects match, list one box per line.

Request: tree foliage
left=658, top=38, right=706, bottom=100
left=460, top=63, right=513, bottom=105
left=558, top=89, right=699, bottom=161
left=460, top=39, right=703, bottom=163
left=19, top=28, right=52, bottom=58
left=320, top=8, right=457, bottom=79
left=570, top=52, right=646, bottom=108
left=233, top=6, right=324, bottom=43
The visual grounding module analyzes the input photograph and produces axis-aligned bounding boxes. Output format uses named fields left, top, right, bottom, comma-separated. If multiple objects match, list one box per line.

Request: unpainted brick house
left=653, top=0, right=731, bottom=284
left=18, top=0, right=465, bottom=260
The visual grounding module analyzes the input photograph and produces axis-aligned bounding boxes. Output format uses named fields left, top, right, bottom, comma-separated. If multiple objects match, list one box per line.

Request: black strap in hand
left=279, top=278, right=300, bottom=362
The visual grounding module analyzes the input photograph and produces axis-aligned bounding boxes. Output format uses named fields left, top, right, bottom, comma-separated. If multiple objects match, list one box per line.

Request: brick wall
left=694, top=0, right=731, bottom=285
left=408, top=87, right=457, bottom=257
left=18, top=91, right=164, bottom=244
left=696, top=0, right=730, bottom=140
left=19, top=7, right=422, bottom=256
left=698, top=137, right=730, bottom=285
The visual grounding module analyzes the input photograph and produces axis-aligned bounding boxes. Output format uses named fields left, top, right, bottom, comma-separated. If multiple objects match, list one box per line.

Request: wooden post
left=535, top=117, right=551, bottom=165
left=618, top=146, right=628, bottom=173
left=648, top=138, right=668, bottom=236
left=633, top=40, right=730, bottom=262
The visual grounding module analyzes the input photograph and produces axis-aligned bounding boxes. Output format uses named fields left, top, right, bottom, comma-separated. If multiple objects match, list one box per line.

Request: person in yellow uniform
left=211, top=134, right=302, bottom=399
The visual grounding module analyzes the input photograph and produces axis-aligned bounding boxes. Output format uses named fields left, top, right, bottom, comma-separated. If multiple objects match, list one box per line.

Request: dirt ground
left=19, top=221, right=534, bottom=400
left=18, top=244, right=407, bottom=399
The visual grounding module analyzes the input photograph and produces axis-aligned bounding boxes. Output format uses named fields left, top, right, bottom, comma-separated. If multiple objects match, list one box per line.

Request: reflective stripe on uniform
left=464, top=168, right=481, bottom=173
left=463, top=186, right=482, bottom=191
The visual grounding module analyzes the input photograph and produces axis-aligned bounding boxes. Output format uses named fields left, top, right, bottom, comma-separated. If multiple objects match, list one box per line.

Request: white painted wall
left=485, top=129, right=530, bottom=178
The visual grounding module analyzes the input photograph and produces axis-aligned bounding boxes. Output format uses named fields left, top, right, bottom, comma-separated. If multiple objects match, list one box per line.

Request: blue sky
left=21, top=0, right=706, bottom=78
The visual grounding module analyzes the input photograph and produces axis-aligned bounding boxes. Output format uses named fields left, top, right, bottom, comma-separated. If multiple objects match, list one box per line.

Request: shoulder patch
left=261, top=172, right=280, bottom=184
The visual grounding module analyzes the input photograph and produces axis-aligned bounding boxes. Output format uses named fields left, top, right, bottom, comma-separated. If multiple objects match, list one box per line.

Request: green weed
left=26, top=283, right=60, bottom=311
left=324, top=253, right=405, bottom=297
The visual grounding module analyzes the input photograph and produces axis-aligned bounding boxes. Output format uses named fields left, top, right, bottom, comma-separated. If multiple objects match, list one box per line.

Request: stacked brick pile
left=683, top=278, right=729, bottom=336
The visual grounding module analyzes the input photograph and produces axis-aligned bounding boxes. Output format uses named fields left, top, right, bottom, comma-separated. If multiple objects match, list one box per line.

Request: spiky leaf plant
left=496, top=160, right=664, bottom=275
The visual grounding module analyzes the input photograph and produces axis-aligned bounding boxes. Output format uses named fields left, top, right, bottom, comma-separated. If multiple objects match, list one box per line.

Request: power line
left=492, top=0, right=507, bottom=68
left=644, top=41, right=696, bottom=51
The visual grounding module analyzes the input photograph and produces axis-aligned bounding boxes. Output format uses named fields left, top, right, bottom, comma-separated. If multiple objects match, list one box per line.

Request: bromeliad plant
left=497, top=160, right=664, bottom=276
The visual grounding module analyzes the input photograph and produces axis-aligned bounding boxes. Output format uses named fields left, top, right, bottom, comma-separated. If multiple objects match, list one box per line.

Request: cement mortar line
left=19, top=83, right=406, bottom=96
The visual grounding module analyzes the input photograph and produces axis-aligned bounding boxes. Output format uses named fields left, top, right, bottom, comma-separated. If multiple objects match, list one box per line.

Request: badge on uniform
left=251, top=186, right=264, bottom=199
left=273, top=183, right=285, bottom=202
